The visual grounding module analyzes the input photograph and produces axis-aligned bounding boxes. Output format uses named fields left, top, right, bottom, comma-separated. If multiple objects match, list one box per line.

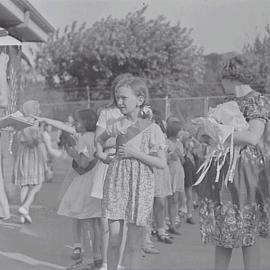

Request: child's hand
left=117, top=144, right=137, bottom=158
left=95, top=151, right=114, bottom=164
left=64, top=145, right=77, bottom=158
left=31, top=115, right=45, bottom=122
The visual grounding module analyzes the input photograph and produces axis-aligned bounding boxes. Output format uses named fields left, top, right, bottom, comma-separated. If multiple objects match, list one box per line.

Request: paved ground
left=1, top=157, right=270, bottom=270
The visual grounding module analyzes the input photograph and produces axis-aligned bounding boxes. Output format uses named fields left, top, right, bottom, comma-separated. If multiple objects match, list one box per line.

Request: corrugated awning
left=0, top=35, right=21, bottom=46
left=0, top=27, right=21, bottom=46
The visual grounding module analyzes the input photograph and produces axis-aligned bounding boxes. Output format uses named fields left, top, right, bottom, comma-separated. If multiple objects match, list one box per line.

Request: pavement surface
left=1, top=157, right=270, bottom=270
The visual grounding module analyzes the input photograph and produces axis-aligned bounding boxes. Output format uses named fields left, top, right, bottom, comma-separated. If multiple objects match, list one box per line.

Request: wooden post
left=2, top=45, right=21, bottom=204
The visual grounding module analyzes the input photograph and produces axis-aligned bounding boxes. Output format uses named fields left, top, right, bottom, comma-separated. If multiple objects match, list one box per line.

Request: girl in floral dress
left=96, top=76, right=166, bottom=270
left=198, top=55, right=270, bottom=270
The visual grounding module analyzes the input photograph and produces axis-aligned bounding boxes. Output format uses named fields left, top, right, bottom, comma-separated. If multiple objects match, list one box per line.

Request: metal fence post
left=86, top=86, right=90, bottom=108
left=204, top=96, right=209, bottom=116
left=165, top=95, right=170, bottom=120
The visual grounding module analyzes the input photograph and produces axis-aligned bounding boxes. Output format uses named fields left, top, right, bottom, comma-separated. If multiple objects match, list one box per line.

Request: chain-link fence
left=40, top=95, right=230, bottom=122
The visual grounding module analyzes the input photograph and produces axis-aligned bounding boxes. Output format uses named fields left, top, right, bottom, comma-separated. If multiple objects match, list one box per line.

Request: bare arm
left=118, top=144, right=167, bottom=169
left=233, top=119, right=265, bottom=146
left=35, top=116, right=75, bottom=134
left=95, top=127, right=112, bottom=163
left=65, top=145, right=94, bottom=168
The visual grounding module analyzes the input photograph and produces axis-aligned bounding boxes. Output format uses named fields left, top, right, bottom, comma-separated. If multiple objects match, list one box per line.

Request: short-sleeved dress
left=167, top=139, right=185, bottom=193
left=89, top=107, right=122, bottom=199
left=13, top=123, right=45, bottom=186
left=198, top=91, right=270, bottom=248
left=102, top=118, right=165, bottom=226
left=57, top=132, right=102, bottom=219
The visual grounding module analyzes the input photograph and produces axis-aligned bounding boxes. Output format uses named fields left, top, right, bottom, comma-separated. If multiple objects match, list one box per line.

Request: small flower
left=243, top=233, right=255, bottom=246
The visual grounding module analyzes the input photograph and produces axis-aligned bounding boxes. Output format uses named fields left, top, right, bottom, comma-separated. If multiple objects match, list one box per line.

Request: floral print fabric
left=102, top=121, right=165, bottom=226
left=198, top=91, right=270, bottom=248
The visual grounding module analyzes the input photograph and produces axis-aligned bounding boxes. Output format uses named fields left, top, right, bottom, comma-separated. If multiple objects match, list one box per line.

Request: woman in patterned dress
left=198, top=55, right=270, bottom=270
left=96, top=76, right=166, bottom=270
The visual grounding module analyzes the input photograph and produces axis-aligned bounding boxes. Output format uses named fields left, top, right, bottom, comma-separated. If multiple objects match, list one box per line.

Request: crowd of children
left=6, top=74, right=207, bottom=270
left=1, top=56, right=270, bottom=270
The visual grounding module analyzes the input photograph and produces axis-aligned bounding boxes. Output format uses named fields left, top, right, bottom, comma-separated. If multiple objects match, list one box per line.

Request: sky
left=26, top=0, right=270, bottom=55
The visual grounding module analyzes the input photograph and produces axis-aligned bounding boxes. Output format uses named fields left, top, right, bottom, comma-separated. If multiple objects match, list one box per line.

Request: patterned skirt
left=13, top=144, right=45, bottom=186
left=198, top=147, right=270, bottom=248
left=102, top=158, right=154, bottom=226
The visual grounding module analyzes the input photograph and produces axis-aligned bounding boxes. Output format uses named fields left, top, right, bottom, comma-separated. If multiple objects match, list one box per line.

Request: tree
left=34, top=7, right=205, bottom=100
left=243, top=25, right=270, bottom=93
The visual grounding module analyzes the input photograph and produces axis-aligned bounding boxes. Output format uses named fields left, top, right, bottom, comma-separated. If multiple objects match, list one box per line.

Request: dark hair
left=74, top=109, right=97, bottom=132
left=221, top=55, right=265, bottom=91
left=166, top=120, right=182, bottom=138
left=152, top=110, right=166, bottom=133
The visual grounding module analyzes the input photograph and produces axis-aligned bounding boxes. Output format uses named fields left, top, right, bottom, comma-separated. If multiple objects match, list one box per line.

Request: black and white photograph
left=1, top=0, right=270, bottom=269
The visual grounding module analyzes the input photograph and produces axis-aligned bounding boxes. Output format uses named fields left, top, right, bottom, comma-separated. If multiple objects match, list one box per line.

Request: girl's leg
left=242, top=241, right=260, bottom=270
left=20, top=186, right=29, bottom=205
left=107, top=220, right=124, bottom=270
left=122, top=224, right=143, bottom=270
left=118, top=222, right=127, bottom=268
left=178, top=191, right=186, bottom=213
left=154, top=197, right=172, bottom=243
left=19, top=186, right=29, bottom=223
left=167, top=192, right=180, bottom=233
left=154, top=197, right=165, bottom=233
left=81, top=219, right=94, bottom=265
left=71, top=219, right=82, bottom=260
left=21, top=183, right=42, bottom=212
left=91, top=218, right=102, bottom=264
left=101, top=218, right=109, bottom=268
left=185, top=186, right=195, bottom=224
left=215, top=246, right=232, bottom=270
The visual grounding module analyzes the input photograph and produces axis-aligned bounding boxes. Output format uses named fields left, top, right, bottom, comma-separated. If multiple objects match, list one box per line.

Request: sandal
left=157, top=233, right=173, bottom=244
left=71, top=247, right=82, bottom=261
left=167, top=227, right=181, bottom=235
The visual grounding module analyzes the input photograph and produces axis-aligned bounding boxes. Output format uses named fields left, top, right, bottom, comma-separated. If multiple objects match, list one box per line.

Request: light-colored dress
left=167, top=139, right=185, bottom=192
left=154, top=135, right=173, bottom=198
left=57, top=132, right=102, bottom=219
left=198, top=91, right=270, bottom=248
left=90, top=107, right=122, bottom=199
left=13, top=123, right=45, bottom=186
left=102, top=118, right=166, bottom=226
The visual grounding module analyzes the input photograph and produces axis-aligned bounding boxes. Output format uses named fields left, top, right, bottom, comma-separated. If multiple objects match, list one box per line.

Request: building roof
left=0, top=0, right=55, bottom=42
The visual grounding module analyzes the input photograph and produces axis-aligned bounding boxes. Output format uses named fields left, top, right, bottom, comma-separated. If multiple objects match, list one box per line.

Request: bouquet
left=192, top=101, right=249, bottom=186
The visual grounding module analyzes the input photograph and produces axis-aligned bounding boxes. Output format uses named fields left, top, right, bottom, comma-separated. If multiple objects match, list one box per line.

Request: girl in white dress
left=37, top=109, right=102, bottom=270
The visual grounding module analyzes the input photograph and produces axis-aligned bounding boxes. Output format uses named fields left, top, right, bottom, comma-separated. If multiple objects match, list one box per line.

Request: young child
left=183, top=138, right=196, bottom=225
left=38, top=109, right=102, bottom=270
left=96, top=76, right=166, bottom=270
left=152, top=111, right=173, bottom=244
left=40, top=123, right=62, bottom=182
left=13, top=100, right=45, bottom=224
left=166, top=119, right=185, bottom=233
